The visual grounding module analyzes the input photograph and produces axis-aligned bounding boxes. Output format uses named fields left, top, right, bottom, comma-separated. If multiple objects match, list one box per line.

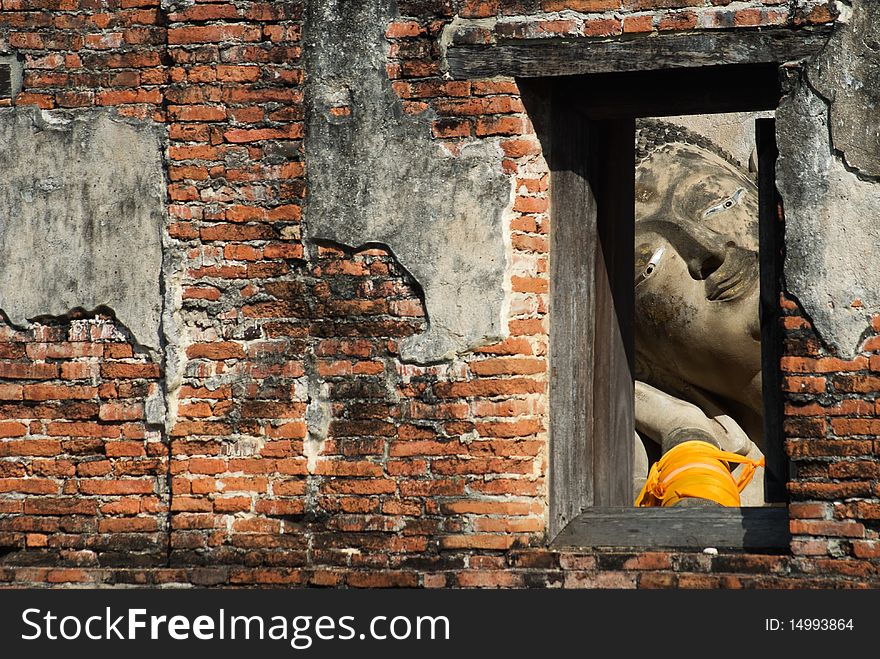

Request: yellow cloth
left=635, top=440, right=764, bottom=507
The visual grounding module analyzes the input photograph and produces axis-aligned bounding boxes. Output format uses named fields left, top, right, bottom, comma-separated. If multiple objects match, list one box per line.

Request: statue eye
left=702, top=187, right=746, bottom=217
left=636, top=246, right=665, bottom=286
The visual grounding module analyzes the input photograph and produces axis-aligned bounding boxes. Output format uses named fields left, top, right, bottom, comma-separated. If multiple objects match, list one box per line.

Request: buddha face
left=634, top=143, right=761, bottom=409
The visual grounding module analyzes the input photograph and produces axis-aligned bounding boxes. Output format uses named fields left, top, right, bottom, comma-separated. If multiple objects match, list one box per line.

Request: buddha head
left=634, top=131, right=762, bottom=419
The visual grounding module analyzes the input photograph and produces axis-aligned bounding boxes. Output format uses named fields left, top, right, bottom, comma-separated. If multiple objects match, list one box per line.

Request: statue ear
left=748, top=147, right=759, bottom=174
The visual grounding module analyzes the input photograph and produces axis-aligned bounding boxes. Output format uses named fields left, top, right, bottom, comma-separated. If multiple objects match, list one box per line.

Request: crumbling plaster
left=810, top=0, right=880, bottom=179
left=0, top=106, right=166, bottom=354
left=303, top=0, right=513, bottom=364
left=777, top=0, right=880, bottom=358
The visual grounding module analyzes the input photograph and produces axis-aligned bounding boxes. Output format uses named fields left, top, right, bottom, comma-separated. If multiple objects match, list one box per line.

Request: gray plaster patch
left=0, top=107, right=166, bottom=352
left=776, top=70, right=880, bottom=358
left=304, top=0, right=512, bottom=363
left=808, top=0, right=880, bottom=178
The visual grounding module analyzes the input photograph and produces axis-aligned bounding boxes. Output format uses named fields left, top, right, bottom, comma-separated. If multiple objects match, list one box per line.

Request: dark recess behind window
left=0, top=63, right=11, bottom=98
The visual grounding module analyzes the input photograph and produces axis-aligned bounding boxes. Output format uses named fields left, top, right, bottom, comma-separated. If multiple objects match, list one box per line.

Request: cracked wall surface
left=303, top=0, right=512, bottom=364
left=777, top=0, right=880, bottom=358
left=0, top=107, right=166, bottom=353
left=809, top=0, right=880, bottom=178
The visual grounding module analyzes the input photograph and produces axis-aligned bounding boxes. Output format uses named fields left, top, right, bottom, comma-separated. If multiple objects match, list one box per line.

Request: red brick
left=186, top=342, right=246, bottom=360
left=432, top=118, right=471, bottom=139
left=46, top=422, right=120, bottom=438
left=23, top=384, right=97, bottom=401
left=167, top=25, right=262, bottom=45
left=105, top=441, right=147, bottom=457
left=583, top=17, right=622, bottom=36
left=790, top=520, right=865, bottom=538
left=79, top=480, right=155, bottom=495
left=347, top=571, right=419, bottom=588
left=0, top=422, right=28, bottom=438
left=0, top=384, right=23, bottom=400
left=783, top=417, right=827, bottom=437
left=470, top=357, right=545, bottom=376
left=541, top=0, right=618, bottom=9
left=98, top=517, right=159, bottom=533
left=790, top=539, right=831, bottom=556
left=782, top=376, right=826, bottom=394
left=172, top=497, right=214, bottom=512
left=852, top=540, right=880, bottom=558
left=788, top=502, right=830, bottom=519
left=475, top=419, right=543, bottom=438
left=829, top=461, right=880, bottom=479
left=385, top=20, right=424, bottom=38
left=24, top=498, right=98, bottom=516
left=622, top=552, right=673, bottom=570
left=0, top=362, right=58, bottom=379
left=0, top=478, right=58, bottom=494
left=830, top=419, right=880, bottom=437
left=321, top=479, right=397, bottom=495
left=787, top=440, right=872, bottom=457
left=788, top=481, right=875, bottom=499
left=434, top=378, right=544, bottom=398
left=101, top=363, right=161, bottom=379
left=315, top=460, right=384, bottom=477
left=843, top=502, right=880, bottom=520
left=782, top=356, right=869, bottom=373
left=658, top=11, right=697, bottom=30
left=47, top=570, right=91, bottom=584
left=224, top=126, right=302, bottom=144
left=786, top=399, right=872, bottom=417
left=168, top=104, right=226, bottom=121
left=834, top=374, right=880, bottom=393
left=623, top=14, right=654, bottom=33
left=475, top=116, right=527, bottom=137
left=25, top=343, right=103, bottom=359
left=440, top=534, right=515, bottom=550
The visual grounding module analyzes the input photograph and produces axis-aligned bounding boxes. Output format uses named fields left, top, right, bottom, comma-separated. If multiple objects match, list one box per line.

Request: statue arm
left=635, top=380, right=751, bottom=455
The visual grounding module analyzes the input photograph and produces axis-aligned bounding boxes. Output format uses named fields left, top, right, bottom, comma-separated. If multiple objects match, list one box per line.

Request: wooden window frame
left=0, top=53, right=22, bottom=101
left=446, top=27, right=833, bottom=549
left=544, top=66, right=793, bottom=549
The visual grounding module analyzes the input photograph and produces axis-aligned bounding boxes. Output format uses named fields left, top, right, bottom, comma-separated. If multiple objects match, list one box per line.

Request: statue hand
left=635, top=380, right=750, bottom=455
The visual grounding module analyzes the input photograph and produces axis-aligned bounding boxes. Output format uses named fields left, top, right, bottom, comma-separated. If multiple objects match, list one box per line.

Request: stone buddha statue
left=632, top=121, right=765, bottom=506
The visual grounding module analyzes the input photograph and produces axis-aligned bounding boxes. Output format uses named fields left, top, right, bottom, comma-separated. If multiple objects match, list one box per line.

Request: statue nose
left=682, top=221, right=730, bottom=281
left=687, top=250, right=724, bottom=280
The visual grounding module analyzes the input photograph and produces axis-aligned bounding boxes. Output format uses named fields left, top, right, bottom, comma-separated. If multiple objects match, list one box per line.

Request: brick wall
left=0, top=318, right=165, bottom=568
left=2, top=0, right=879, bottom=588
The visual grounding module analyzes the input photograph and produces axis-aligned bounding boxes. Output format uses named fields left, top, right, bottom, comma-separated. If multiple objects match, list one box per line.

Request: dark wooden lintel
left=447, top=27, right=833, bottom=80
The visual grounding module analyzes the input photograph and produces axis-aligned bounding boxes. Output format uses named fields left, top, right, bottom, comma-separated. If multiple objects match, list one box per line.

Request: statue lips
left=704, top=247, right=758, bottom=302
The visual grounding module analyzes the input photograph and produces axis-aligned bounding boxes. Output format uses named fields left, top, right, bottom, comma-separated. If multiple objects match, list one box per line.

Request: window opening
left=632, top=114, right=773, bottom=509
left=539, top=64, right=791, bottom=547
